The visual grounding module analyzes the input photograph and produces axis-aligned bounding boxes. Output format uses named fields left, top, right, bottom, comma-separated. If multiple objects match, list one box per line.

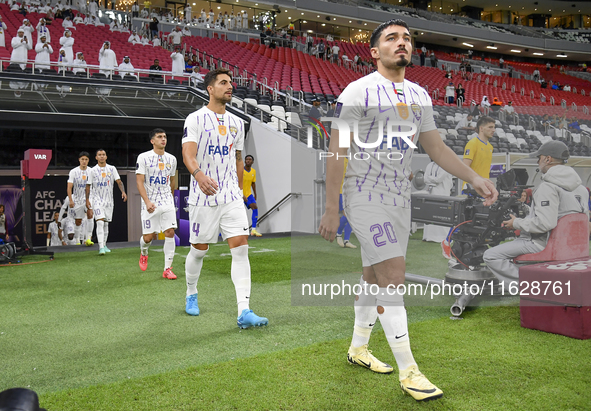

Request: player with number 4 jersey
left=136, top=128, right=178, bottom=279
left=182, top=67, right=268, bottom=329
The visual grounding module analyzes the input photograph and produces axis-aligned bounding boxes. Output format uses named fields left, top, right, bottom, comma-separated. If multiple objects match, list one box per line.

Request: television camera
left=411, top=169, right=531, bottom=315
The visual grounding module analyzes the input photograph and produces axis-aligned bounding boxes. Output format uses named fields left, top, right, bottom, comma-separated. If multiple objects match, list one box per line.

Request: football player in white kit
left=67, top=152, right=94, bottom=245
left=87, top=149, right=127, bottom=255
left=47, top=211, right=65, bottom=246
left=182, top=67, right=268, bottom=329
left=318, top=19, right=498, bottom=401
left=136, top=129, right=178, bottom=280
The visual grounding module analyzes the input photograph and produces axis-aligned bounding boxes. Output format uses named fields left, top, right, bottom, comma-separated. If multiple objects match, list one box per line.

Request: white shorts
left=345, top=202, right=411, bottom=267
left=189, top=199, right=249, bottom=244
left=71, top=203, right=87, bottom=220
left=141, top=204, right=177, bottom=235
left=93, top=204, right=113, bottom=222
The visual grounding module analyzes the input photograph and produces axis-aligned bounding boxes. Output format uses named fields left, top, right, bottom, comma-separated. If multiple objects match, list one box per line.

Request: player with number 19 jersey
left=136, top=151, right=177, bottom=211
left=182, top=106, right=245, bottom=207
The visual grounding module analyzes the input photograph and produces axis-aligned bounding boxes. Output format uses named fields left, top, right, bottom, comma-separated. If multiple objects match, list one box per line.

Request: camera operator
left=483, top=141, right=589, bottom=288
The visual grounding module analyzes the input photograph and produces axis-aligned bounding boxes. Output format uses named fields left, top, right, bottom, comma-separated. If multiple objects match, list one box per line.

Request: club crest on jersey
left=396, top=102, right=409, bottom=120
left=165, top=163, right=172, bottom=170
left=411, top=103, right=421, bottom=116
left=158, top=162, right=165, bottom=170
left=229, top=126, right=238, bottom=137
left=101, top=172, right=106, bottom=178
left=82, top=175, right=86, bottom=180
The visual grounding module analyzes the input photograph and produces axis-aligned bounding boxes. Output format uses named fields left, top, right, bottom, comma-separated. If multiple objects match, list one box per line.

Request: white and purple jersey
left=48, top=221, right=61, bottom=246
left=182, top=106, right=245, bottom=207
left=136, top=150, right=177, bottom=211
left=336, top=72, right=436, bottom=209
left=67, top=166, right=90, bottom=205
left=87, top=164, right=120, bottom=208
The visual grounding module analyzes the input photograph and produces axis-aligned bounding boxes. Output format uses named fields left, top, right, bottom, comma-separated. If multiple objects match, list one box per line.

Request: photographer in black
left=483, top=141, right=589, bottom=289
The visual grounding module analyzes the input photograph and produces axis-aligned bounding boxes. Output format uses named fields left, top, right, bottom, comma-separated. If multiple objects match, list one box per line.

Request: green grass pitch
left=1, top=233, right=590, bottom=410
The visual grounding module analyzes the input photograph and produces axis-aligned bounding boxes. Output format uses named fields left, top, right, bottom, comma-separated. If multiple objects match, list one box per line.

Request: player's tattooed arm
left=236, top=150, right=242, bottom=161
left=117, top=179, right=128, bottom=202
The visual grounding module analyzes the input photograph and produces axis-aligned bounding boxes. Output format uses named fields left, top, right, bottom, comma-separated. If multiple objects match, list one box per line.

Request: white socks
left=376, top=288, right=416, bottom=371
left=74, top=224, right=82, bottom=244
left=351, top=277, right=379, bottom=348
left=86, top=217, right=94, bottom=241
left=186, top=246, right=207, bottom=296
left=140, top=236, right=151, bottom=256
left=103, top=222, right=109, bottom=246
left=96, top=220, right=105, bottom=249
left=163, top=237, right=175, bottom=270
left=230, top=245, right=251, bottom=316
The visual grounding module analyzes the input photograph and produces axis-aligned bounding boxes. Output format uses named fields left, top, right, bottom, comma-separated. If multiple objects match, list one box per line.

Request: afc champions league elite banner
left=0, top=176, right=128, bottom=247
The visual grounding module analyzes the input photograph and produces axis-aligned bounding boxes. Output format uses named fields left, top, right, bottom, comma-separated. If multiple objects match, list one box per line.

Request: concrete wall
left=244, top=121, right=319, bottom=234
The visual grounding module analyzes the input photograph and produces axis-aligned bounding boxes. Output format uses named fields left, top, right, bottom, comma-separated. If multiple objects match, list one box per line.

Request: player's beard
left=395, top=56, right=409, bottom=67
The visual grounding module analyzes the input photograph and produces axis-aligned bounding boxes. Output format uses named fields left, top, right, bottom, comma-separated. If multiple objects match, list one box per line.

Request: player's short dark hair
left=476, top=116, right=495, bottom=133
left=149, top=128, right=166, bottom=140
left=370, top=19, right=410, bottom=48
left=203, top=68, right=232, bottom=93
left=245, top=155, right=254, bottom=161
left=78, top=151, right=90, bottom=159
left=96, top=148, right=106, bottom=155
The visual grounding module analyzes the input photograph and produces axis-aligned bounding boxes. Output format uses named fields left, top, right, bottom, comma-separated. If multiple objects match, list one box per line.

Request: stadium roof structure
left=0, top=73, right=250, bottom=133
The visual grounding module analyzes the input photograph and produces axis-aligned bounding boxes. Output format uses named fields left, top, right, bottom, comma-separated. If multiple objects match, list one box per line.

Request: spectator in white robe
left=118, top=55, right=136, bottom=78
left=109, top=20, right=119, bottom=31
left=182, top=25, right=191, bottom=36
left=0, top=16, right=7, bottom=48
left=128, top=31, right=140, bottom=44
left=170, top=47, right=184, bottom=76
left=88, top=0, right=98, bottom=17
left=98, top=41, right=117, bottom=75
left=36, top=18, right=51, bottom=43
left=242, top=11, right=248, bottom=28
left=76, top=0, right=86, bottom=14
left=152, top=37, right=161, bottom=47
left=184, top=5, right=191, bottom=22
left=73, top=13, right=84, bottom=24
left=34, top=35, right=53, bottom=70
left=20, top=19, right=35, bottom=45
left=140, top=34, right=150, bottom=45
left=71, top=51, right=87, bottom=74
left=62, top=16, right=74, bottom=30
left=11, top=29, right=32, bottom=70
left=190, top=65, right=204, bottom=87
left=93, top=16, right=105, bottom=27
left=168, top=26, right=182, bottom=46
left=57, top=48, right=70, bottom=73
left=59, top=30, right=74, bottom=64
